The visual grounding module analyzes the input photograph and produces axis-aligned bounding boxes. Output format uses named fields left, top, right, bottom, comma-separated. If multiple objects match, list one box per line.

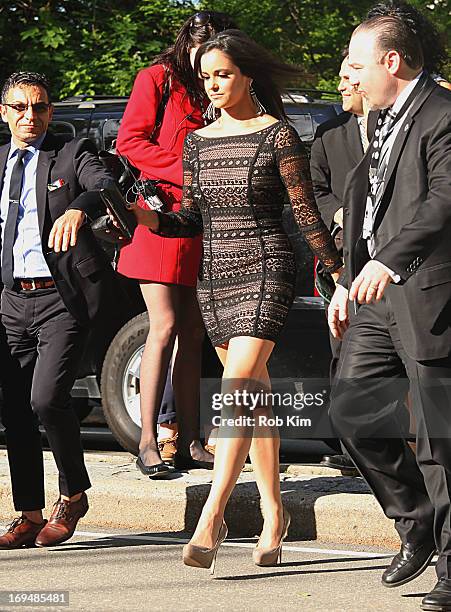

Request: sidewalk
left=0, top=450, right=399, bottom=548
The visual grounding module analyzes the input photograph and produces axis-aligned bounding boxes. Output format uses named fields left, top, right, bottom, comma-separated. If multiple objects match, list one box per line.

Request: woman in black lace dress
left=132, top=30, right=342, bottom=571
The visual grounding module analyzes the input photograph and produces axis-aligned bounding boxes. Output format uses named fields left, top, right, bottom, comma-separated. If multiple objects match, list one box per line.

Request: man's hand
left=333, top=207, right=344, bottom=228
left=48, top=210, right=86, bottom=252
left=349, top=260, right=392, bottom=304
left=328, top=284, right=349, bottom=340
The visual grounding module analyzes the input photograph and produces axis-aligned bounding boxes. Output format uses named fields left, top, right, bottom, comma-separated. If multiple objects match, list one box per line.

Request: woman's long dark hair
left=193, top=30, right=302, bottom=121
left=152, top=11, right=237, bottom=102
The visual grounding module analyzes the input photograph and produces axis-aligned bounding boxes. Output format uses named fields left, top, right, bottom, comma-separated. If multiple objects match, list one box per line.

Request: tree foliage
left=0, top=0, right=449, bottom=100
left=0, top=0, right=196, bottom=98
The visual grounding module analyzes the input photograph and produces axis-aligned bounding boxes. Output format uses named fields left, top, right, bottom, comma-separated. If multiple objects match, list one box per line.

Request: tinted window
left=101, top=118, right=121, bottom=151
left=48, top=121, right=76, bottom=142
left=50, top=107, right=91, bottom=139
left=289, top=114, right=315, bottom=142
left=0, top=123, right=11, bottom=146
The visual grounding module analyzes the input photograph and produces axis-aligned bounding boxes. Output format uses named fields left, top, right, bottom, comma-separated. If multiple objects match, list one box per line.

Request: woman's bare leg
left=189, top=336, right=276, bottom=548
left=249, top=365, right=284, bottom=549
left=138, top=282, right=177, bottom=466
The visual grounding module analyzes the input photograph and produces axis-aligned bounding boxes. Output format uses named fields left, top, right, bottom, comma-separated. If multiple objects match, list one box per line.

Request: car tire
left=101, top=312, right=148, bottom=455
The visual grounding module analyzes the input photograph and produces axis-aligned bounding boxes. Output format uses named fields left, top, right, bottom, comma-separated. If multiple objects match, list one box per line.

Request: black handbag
left=314, top=224, right=342, bottom=304
left=90, top=214, right=126, bottom=245
left=93, top=72, right=171, bottom=248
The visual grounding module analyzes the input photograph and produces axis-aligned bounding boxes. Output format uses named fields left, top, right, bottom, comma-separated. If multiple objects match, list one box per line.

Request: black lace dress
left=154, top=121, right=341, bottom=346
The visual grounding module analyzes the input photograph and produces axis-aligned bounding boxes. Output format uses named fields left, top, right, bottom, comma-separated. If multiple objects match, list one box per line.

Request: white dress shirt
left=0, top=133, right=51, bottom=279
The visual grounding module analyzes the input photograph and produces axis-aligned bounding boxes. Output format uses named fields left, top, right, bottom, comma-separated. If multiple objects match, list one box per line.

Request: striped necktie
left=362, top=108, right=397, bottom=240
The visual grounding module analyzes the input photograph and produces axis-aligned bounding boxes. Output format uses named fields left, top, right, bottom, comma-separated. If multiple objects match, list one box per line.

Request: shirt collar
left=8, top=132, right=47, bottom=161
left=391, top=71, right=424, bottom=115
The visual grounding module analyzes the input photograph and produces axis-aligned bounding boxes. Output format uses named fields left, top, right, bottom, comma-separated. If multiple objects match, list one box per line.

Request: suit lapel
left=36, top=135, right=56, bottom=236
left=0, top=144, right=11, bottom=257
left=0, top=144, right=10, bottom=185
left=344, top=115, right=363, bottom=165
left=380, top=76, right=436, bottom=202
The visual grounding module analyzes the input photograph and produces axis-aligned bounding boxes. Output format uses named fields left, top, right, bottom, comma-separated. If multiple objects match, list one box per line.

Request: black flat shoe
left=422, top=578, right=451, bottom=611
left=136, top=456, right=175, bottom=479
left=173, top=454, right=214, bottom=471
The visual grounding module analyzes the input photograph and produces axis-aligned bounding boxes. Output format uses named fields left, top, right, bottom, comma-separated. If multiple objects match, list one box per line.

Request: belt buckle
left=30, top=279, right=37, bottom=291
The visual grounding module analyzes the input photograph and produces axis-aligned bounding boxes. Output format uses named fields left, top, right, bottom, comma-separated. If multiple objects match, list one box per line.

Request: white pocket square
left=48, top=179, right=66, bottom=192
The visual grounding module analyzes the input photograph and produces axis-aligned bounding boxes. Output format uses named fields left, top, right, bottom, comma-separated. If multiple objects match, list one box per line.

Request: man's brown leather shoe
left=158, top=434, right=178, bottom=463
left=0, top=516, right=47, bottom=549
left=35, top=493, right=88, bottom=547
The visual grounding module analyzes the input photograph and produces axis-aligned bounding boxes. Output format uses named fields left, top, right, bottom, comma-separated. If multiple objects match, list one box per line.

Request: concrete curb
left=0, top=450, right=399, bottom=548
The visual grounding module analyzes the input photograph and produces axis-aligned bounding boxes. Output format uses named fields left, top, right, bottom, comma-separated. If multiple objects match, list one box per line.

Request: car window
left=0, top=123, right=11, bottom=146
left=288, top=108, right=340, bottom=143
left=102, top=118, right=121, bottom=151
left=288, top=114, right=315, bottom=142
left=48, top=121, right=76, bottom=142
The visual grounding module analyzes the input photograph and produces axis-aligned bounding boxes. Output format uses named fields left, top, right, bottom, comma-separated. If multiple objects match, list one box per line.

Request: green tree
left=0, top=0, right=196, bottom=99
left=204, top=0, right=450, bottom=90
left=0, top=0, right=449, bottom=99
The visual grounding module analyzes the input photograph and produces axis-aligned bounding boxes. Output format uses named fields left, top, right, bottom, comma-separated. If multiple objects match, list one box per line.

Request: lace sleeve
left=274, top=123, right=342, bottom=273
left=154, top=134, right=203, bottom=238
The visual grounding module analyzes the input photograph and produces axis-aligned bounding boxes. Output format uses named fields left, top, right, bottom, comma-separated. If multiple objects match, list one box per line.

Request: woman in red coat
left=116, top=11, right=236, bottom=476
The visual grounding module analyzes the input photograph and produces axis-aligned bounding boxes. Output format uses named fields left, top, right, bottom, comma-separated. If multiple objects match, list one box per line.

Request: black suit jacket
left=0, top=133, right=117, bottom=326
left=310, top=112, right=364, bottom=231
left=340, top=76, right=451, bottom=360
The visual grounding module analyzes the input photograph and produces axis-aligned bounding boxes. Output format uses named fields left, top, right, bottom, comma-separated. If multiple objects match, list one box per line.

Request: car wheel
left=101, top=312, right=148, bottom=455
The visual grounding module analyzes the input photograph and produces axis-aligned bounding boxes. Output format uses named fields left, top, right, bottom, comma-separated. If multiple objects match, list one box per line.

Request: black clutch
left=99, top=179, right=138, bottom=241
left=90, top=214, right=127, bottom=244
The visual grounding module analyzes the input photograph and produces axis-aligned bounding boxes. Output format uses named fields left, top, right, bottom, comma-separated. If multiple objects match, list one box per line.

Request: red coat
left=116, top=64, right=203, bottom=285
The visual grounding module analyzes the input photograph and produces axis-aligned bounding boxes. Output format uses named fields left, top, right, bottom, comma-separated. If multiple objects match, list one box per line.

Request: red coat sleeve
left=116, top=66, right=183, bottom=187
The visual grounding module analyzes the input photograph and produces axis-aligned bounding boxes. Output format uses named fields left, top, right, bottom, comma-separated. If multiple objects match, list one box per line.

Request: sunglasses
left=191, top=11, right=212, bottom=27
left=190, top=11, right=230, bottom=31
left=3, top=102, right=51, bottom=114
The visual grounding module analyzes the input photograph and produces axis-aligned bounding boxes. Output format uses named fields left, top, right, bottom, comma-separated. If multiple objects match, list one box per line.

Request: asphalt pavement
left=0, top=527, right=437, bottom=612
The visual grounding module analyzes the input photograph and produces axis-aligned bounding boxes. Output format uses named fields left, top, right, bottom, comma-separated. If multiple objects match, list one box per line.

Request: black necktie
left=2, top=149, right=28, bottom=288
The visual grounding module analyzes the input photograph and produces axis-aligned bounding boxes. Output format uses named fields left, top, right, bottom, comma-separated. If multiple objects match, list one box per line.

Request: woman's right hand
left=107, top=202, right=160, bottom=232
left=133, top=204, right=159, bottom=231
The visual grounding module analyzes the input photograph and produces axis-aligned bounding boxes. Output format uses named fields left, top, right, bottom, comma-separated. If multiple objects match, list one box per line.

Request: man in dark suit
left=310, top=55, right=371, bottom=475
left=327, top=6, right=451, bottom=611
left=0, top=72, right=116, bottom=549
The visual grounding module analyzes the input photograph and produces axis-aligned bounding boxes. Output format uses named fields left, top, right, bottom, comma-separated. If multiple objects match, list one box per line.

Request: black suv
left=1, top=94, right=341, bottom=453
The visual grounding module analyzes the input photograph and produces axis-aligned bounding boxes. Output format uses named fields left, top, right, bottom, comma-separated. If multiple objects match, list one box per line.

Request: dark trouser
left=157, top=361, right=176, bottom=425
left=324, top=303, right=351, bottom=456
left=0, top=286, right=91, bottom=511
left=330, top=294, right=451, bottom=579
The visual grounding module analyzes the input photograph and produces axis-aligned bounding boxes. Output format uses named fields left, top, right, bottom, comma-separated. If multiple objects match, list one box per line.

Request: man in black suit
left=327, top=6, right=451, bottom=611
left=310, top=55, right=371, bottom=475
left=0, top=72, right=116, bottom=549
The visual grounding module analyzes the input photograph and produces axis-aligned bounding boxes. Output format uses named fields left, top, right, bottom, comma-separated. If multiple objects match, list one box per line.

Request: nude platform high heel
left=182, top=521, right=228, bottom=575
left=253, top=508, right=291, bottom=566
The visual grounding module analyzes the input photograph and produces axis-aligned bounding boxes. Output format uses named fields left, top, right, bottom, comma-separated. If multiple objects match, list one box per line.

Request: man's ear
left=385, top=50, right=401, bottom=76
left=0, top=106, right=8, bottom=124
